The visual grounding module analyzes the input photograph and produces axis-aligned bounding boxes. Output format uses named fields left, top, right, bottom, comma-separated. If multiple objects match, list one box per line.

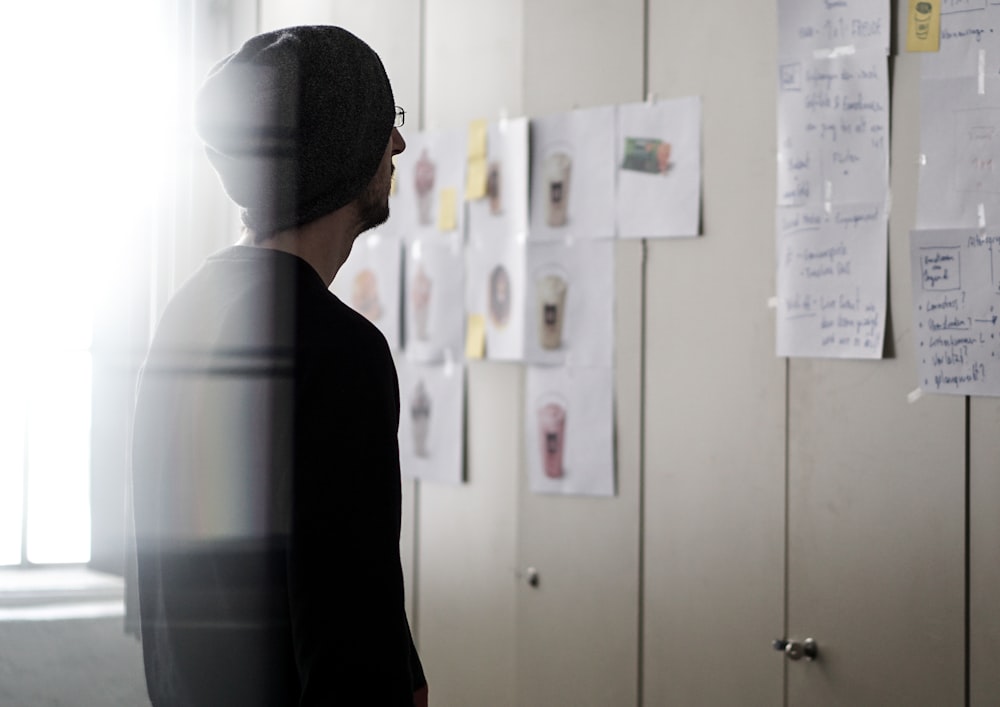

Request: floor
left=0, top=567, right=151, bottom=706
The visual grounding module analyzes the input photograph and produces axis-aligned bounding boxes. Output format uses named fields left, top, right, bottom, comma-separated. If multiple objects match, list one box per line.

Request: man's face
left=357, top=127, right=406, bottom=232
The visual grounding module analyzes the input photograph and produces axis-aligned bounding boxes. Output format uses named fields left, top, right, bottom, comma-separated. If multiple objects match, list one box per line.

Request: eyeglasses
left=394, top=106, right=406, bottom=128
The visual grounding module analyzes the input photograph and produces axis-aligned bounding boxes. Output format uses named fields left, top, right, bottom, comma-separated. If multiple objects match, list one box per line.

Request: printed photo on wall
left=524, top=238, right=615, bottom=367
left=524, top=365, right=615, bottom=497
left=404, top=234, right=465, bottom=363
left=398, top=358, right=465, bottom=484
left=384, top=128, right=466, bottom=241
left=616, top=97, right=702, bottom=238
left=467, top=117, right=529, bottom=240
left=465, top=232, right=526, bottom=361
left=329, top=231, right=402, bottom=351
left=529, top=106, right=616, bottom=240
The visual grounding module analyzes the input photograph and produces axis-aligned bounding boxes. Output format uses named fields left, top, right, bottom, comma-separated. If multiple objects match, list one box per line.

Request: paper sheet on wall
left=776, top=52, right=889, bottom=207
left=330, top=231, right=402, bottom=351
left=398, top=358, right=465, bottom=483
left=524, top=238, right=615, bottom=368
left=404, top=233, right=465, bottom=363
left=467, top=117, right=529, bottom=240
left=465, top=231, right=527, bottom=361
left=616, top=97, right=702, bottom=238
left=524, top=365, right=615, bottom=497
left=529, top=106, right=616, bottom=240
left=909, top=228, right=1000, bottom=396
left=775, top=0, right=890, bottom=359
left=776, top=202, right=887, bottom=358
left=385, top=129, right=466, bottom=241
left=917, top=5, right=1000, bottom=229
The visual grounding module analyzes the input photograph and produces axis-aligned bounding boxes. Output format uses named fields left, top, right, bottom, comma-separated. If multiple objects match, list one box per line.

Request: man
left=131, top=26, right=427, bottom=706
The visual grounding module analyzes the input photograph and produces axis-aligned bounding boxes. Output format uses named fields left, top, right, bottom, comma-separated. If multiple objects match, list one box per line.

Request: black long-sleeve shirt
left=131, top=245, right=424, bottom=706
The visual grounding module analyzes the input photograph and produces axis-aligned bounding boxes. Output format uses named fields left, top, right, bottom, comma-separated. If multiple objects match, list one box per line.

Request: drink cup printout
left=398, top=358, right=465, bottom=484
left=525, top=366, right=614, bottom=497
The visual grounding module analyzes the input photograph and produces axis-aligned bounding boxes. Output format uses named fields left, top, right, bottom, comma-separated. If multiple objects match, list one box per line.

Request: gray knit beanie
left=194, top=26, right=395, bottom=234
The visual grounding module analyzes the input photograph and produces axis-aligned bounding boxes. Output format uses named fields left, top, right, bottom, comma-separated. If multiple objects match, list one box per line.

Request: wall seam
left=783, top=358, right=790, bottom=707
left=637, top=2, right=650, bottom=704
left=965, top=395, right=971, bottom=707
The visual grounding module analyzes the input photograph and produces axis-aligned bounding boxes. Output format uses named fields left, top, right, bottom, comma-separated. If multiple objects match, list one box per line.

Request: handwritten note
left=776, top=203, right=887, bottom=358
left=778, top=0, right=890, bottom=58
left=776, top=1, right=890, bottom=359
left=910, top=228, right=1000, bottom=396
left=777, top=54, right=889, bottom=206
left=917, top=4, right=1000, bottom=229
left=777, top=0, right=890, bottom=208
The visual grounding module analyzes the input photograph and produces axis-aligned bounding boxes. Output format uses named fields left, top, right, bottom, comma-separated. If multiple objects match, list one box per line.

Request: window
left=0, top=1, right=173, bottom=566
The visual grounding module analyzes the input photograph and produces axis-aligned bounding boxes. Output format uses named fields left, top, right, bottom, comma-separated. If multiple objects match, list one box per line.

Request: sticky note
left=465, top=314, right=486, bottom=359
left=468, top=119, right=488, bottom=160
left=437, top=187, right=457, bottom=231
left=465, top=157, right=488, bottom=200
left=906, top=0, right=940, bottom=53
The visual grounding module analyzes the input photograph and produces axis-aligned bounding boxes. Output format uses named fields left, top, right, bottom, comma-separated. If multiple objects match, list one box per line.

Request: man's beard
left=357, top=165, right=392, bottom=232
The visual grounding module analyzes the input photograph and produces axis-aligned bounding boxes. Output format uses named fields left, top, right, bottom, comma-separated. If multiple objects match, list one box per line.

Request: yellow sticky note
left=468, top=119, right=488, bottom=160
left=465, top=156, right=489, bottom=200
left=906, top=0, right=940, bottom=53
left=437, top=187, right=458, bottom=231
left=465, top=314, right=486, bottom=359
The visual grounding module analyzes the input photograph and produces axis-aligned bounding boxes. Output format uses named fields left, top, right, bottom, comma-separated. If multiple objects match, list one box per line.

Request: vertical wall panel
left=971, top=398, right=1000, bottom=706
left=418, top=3, right=524, bottom=704
left=519, top=2, right=644, bottom=705
left=642, top=3, right=786, bottom=705
left=523, top=0, right=644, bottom=116
left=784, top=54, right=965, bottom=706
left=425, top=0, right=524, bottom=129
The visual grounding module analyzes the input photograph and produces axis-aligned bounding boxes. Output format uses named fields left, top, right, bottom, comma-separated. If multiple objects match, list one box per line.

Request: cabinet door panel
left=786, top=55, right=965, bottom=707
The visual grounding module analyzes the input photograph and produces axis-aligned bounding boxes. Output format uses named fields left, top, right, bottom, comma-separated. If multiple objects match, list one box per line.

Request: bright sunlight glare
left=0, top=1, right=175, bottom=564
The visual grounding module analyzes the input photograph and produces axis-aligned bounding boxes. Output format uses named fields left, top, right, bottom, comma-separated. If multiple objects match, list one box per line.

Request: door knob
left=524, top=567, right=540, bottom=588
left=772, top=637, right=818, bottom=661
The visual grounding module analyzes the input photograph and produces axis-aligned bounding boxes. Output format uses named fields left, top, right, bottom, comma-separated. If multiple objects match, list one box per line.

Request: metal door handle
left=772, top=637, right=818, bottom=661
left=525, top=567, right=540, bottom=588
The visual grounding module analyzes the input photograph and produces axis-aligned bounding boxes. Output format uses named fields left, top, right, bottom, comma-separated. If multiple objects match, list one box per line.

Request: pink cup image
left=350, top=268, right=382, bottom=322
left=544, top=151, right=571, bottom=227
left=411, top=265, right=432, bottom=341
left=537, top=401, right=567, bottom=479
left=410, top=380, right=432, bottom=457
left=414, top=149, right=436, bottom=226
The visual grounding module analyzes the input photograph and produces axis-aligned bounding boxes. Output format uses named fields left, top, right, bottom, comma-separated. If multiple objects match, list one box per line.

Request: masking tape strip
left=919, top=153, right=927, bottom=166
left=907, top=388, right=924, bottom=404
left=979, top=203, right=986, bottom=229
left=767, top=297, right=779, bottom=310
